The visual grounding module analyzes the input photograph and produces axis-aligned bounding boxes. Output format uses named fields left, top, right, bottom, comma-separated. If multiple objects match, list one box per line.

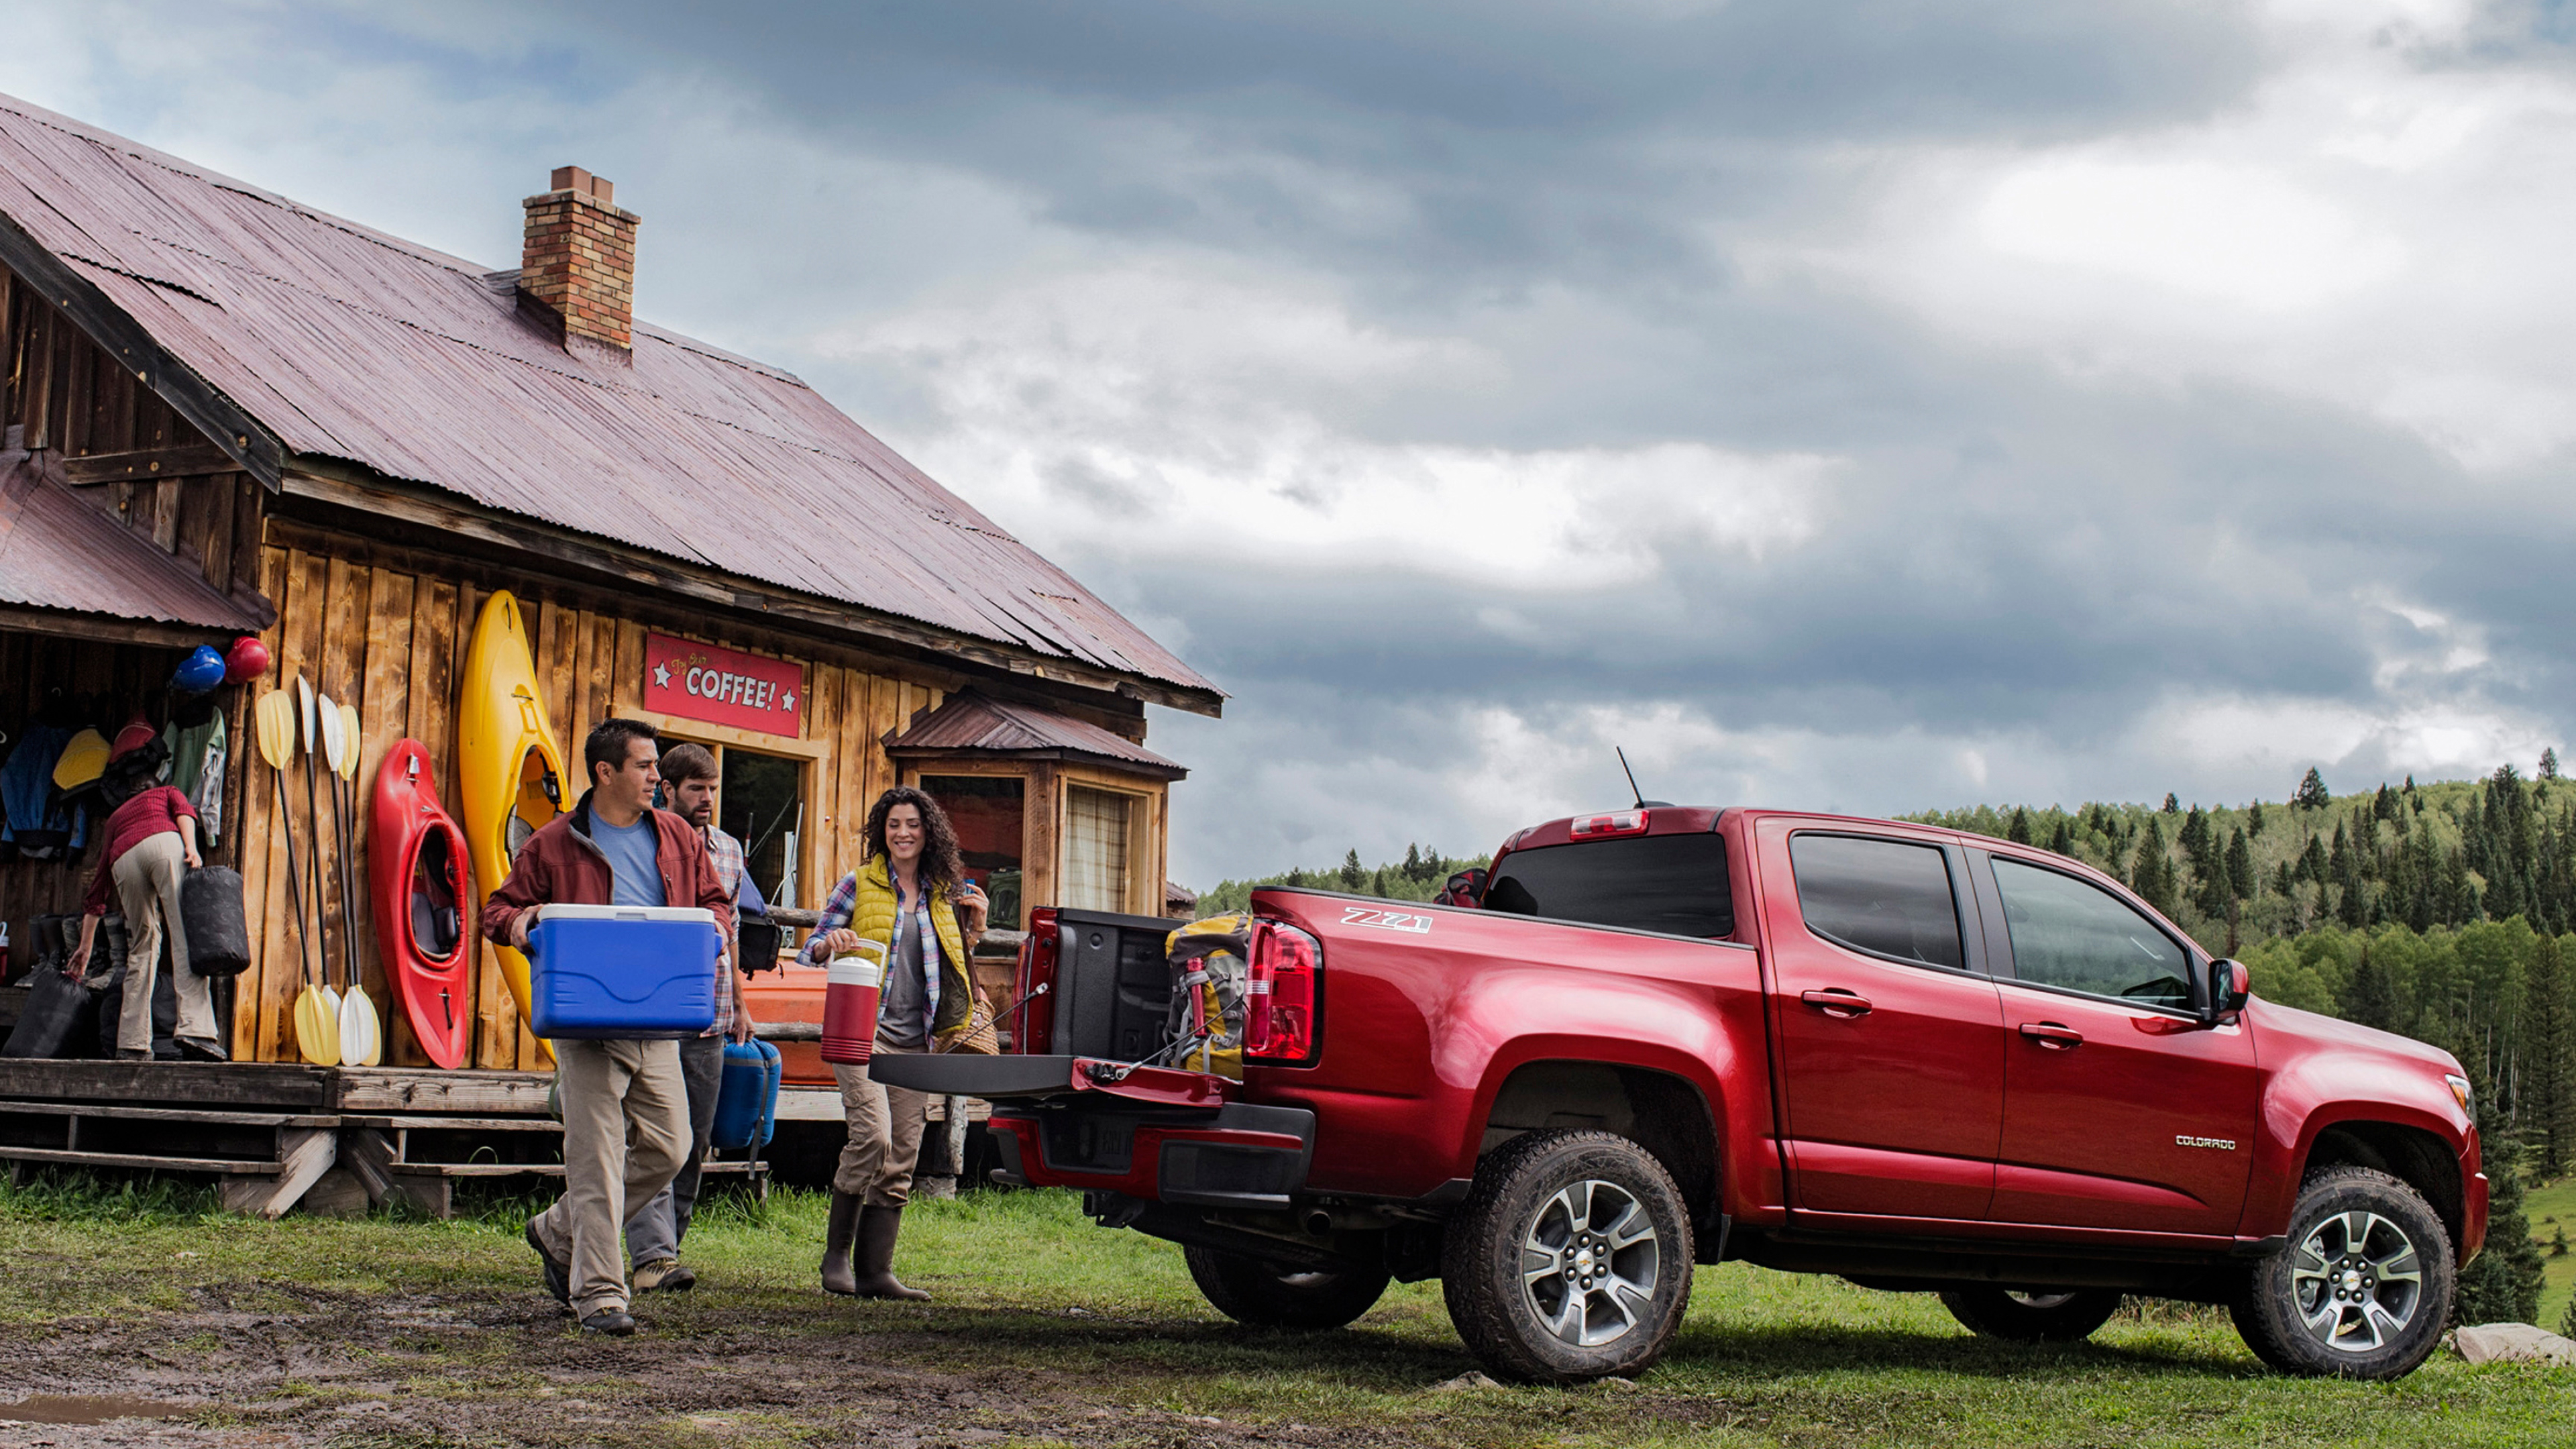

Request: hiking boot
left=176, top=1035, right=228, bottom=1062
left=633, top=1258, right=695, bottom=1293
left=525, top=1220, right=570, bottom=1307
left=580, top=1308, right=636, bottom=1336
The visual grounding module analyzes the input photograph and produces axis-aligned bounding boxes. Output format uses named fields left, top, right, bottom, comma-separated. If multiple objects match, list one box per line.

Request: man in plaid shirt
left=628, top=743, right=760, bottom=1292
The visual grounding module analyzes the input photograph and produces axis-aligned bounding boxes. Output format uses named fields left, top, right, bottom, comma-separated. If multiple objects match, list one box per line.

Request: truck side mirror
left=2204, top=958, right=2250, bottom=1026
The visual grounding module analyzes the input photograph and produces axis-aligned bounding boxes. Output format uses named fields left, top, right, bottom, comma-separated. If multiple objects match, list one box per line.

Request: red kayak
left=370, top=739, right=474, bottom=1069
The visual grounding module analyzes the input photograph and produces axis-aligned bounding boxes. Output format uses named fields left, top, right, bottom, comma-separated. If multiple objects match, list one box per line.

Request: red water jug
left=820, top=943, right=885, bottom=1065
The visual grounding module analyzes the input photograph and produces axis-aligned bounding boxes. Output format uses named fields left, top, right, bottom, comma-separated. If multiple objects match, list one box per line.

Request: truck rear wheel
left=1441, top=1129, right=1693, bottom=1383
left=1184, top=1246, right=1389, bottom=1330
left=1938, top=1287, right=2123, bottom=1342
left=2229, top=1165, right=2453, bottom=1379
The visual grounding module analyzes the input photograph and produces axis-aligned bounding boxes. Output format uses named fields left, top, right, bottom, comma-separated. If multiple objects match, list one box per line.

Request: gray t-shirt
left=877, top=904, right=930, bottom=1049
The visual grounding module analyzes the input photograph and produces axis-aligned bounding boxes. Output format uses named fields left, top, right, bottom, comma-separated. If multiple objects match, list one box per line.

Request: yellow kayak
left=457, top=590, right=566, bottom=1026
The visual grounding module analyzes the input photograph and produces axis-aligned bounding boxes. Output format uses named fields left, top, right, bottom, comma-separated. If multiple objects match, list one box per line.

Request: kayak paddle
left=320, top=695, right=381, bottom=1066
left=260, top=685, right=336, bottom=1066
left=297, top=676, right=341, bottom=1028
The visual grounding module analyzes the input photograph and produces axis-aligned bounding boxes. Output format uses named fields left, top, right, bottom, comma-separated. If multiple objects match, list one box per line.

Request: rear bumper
left=989, top=1099, right=1316, bottom=1210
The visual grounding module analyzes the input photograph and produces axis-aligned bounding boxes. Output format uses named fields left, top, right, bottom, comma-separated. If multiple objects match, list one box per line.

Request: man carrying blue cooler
left=627, top=742, right=759, bottom=1293
left=480, top=717, right=733, bottom=1336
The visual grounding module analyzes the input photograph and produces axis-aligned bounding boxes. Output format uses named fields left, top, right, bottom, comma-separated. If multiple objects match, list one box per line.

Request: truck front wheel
left=1184, top=1246, right=1390, bottom=1330
left=1938, top=1287, right=2124, bottom=1342
left=2229, top=1165, right=2454, bottom=1379
left=1441, top=1129, right=1693, bottom=1383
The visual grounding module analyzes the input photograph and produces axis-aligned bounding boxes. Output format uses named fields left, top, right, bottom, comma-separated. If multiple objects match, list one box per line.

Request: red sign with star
left=643, top=633, right=804, bottom=737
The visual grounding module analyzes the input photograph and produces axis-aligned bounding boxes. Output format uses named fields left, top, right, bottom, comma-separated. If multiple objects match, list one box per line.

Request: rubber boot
left=854, top=1205, right=932, bottom=1300
left=820, top=1189, right=862, bottom=1296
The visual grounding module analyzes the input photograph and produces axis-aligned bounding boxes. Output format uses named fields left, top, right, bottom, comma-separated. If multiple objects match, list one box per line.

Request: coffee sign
left=644, top=633, right=803, bottom=736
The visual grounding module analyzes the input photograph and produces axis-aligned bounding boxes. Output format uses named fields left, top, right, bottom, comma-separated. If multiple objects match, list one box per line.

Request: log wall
left=230, top=521, right=955, bottom=1068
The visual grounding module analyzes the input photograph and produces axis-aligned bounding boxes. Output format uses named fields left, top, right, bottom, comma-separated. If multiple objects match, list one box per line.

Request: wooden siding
left=223, top=522, right=956, bottom=1067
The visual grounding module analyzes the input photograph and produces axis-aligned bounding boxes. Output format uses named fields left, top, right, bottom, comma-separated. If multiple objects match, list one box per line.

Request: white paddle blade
left=297, top=675, right=317, bottom=747
left=318, top=694, right=346, bottom=773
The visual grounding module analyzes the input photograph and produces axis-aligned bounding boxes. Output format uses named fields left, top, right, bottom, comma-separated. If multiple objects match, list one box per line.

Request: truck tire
left=1938, top=1287, right=2123, bottom=1342
left=2229, top=1165, right=2454, bottom=1379
left=1441, top=1129, right=1693, bottom=1383
left=1184, top=1246, right=1390, bottom=1330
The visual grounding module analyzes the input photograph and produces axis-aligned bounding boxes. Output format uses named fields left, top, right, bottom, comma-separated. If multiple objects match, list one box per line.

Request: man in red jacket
left=480, top=717, right=733, bottom=1336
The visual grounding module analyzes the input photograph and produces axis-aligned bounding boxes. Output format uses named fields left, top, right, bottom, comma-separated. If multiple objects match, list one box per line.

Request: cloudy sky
left=11, top=1, right=2575, bottom=883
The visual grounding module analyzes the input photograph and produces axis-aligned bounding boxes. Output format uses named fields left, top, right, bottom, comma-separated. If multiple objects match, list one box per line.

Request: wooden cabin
left=0, top=95, right=1220, bottom=1080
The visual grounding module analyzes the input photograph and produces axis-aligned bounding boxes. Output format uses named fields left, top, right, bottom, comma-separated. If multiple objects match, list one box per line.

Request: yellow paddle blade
left=254, top=690, right=296, bottom=770
left=294, top=984, right=340, bottom=1067
left=337, top=703, right=361, bottom=781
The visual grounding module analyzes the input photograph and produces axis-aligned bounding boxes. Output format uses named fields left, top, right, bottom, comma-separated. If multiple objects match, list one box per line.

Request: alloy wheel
left=1519, top=1178, right=1661, bottom=1348
left=2292, top=1210, right=2424, bottom=1354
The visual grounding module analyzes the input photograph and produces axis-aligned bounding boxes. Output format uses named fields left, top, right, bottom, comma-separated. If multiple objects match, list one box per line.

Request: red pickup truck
left=879, top=806, right=2486, bottom=1383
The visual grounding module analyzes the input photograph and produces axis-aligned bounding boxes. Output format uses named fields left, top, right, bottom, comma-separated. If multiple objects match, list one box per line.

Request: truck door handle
left=1801, top=989, right=1872, bottom=1018
left=2019, top=1021, right=2084, bottom=1049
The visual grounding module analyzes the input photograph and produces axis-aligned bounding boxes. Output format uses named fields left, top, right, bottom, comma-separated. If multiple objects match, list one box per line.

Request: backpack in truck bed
left=1164, top=913, right=1251, bottom=1081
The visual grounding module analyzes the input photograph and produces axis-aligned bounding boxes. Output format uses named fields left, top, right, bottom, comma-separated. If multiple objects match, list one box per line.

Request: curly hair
left=863, top=785, right=965, bottom=898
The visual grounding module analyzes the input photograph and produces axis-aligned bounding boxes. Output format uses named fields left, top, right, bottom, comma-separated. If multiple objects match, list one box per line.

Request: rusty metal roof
left=0, top=446, right=264, bottom=633
left=885, top=689, right=1186, bottom=780
left=0, top=94, right=1218, bottom=710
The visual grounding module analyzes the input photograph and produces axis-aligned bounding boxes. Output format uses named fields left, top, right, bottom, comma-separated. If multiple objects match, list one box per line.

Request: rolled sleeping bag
left=1, top=955, right=97, bottom=1058
left=182, top=867, right=252, bottom=977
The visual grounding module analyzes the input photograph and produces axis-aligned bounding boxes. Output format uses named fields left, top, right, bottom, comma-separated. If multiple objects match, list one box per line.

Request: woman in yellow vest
left=803, top=786, right=986, bottom=1297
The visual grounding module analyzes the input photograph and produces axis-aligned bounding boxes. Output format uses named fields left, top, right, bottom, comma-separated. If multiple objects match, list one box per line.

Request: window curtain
left=1063, top=786, right=1130, bottom=912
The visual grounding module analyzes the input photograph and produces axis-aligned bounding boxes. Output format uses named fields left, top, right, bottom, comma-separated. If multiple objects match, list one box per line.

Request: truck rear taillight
left=1012, top=907, right=1060, bottom=1055
left=1572, top=809, right=1649, bottom=838
left=1244, top=920, right=1322, bottom=1065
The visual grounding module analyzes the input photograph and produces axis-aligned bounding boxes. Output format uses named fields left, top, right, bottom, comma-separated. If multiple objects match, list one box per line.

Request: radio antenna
left=1617, top=747, right=1646, bottom=808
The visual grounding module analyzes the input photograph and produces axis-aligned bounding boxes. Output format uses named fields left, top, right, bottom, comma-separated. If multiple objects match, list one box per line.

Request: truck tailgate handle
left=2019, top=1021, right=2084, bottom=1049
left=1800, top=989, right=1872, bottom=1018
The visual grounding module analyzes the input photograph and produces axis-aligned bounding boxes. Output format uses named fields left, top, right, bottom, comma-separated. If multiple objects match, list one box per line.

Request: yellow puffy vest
left=843, top=853, right=974, bottom=1038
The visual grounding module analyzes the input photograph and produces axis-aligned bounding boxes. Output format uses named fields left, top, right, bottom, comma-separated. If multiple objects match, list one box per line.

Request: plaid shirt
left=702, top=823, right=748, bottom=1034
left=798, top=866, right=943, bottom=1039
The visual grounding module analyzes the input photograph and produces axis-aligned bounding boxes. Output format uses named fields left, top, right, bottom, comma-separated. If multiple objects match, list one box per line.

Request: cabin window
left=1063, top=785, right=1133, bottom=913
left=922, top=773, right=1026, bottom=930
left=657, top=739, right=808, bottom=909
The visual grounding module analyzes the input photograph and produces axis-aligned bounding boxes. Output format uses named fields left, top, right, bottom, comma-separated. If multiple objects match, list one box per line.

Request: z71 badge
left=1342, top=906, right=1434, bottom=934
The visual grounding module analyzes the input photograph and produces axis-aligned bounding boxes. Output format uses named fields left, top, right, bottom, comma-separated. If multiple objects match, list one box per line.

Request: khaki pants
left=111, top=833, right=217, bottom=1054
left=830, top=1044, right=929, bottom=1205
left=533, top=1038, right=688, bottom=1317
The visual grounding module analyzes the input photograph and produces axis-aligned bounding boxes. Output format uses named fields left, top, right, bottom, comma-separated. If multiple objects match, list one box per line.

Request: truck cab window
left=1989, top=856, right=2192, bottom=1009
left=1482, top=833, right=1732, bottom=937
left=1789, top=835, right=1963, bottom=969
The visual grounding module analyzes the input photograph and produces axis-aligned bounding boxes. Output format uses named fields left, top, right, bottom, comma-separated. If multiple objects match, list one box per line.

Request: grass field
left=0, top=1174, right=2571, bottom=1448
left=2530, top=1175, right=2576, bottom=1336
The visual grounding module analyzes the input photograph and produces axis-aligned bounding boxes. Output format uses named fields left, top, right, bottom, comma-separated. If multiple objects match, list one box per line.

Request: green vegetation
left=2, top=1170, right=2571, bottom=1446
left=1199, top=842, right=1472, bottom=914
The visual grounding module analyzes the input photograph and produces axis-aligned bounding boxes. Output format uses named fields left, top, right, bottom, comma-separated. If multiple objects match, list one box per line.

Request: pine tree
left=2295, top=768, right=2332, bottom=812
left=2226, top=827, right=2255, bottom=901
left=2049, top=817, right=2074, bottom=856
left=2007, top=806, right=2032, bottom=845
left=1371, top=867, right=1389, bottom=897
left=1340, top=850, right=1366, bottom=891
left=2455, top=1095, right=2546, bottom=1326
left=2544, top=748, right=2562, bottom=782
left=2132, top=820, right=2176, bottom=917
left=2345, top=947, right=2404, bottom=1033
left=2164, top=792, right=2180, bottom=814
left=2182, top=805, right=2210, bottom=872
left=2375, top=783, right=2399, bottom=821
left=2524, top=934, right=2575, bottom=1180
left=2248, top=801, right=2266, bottom=837
left=1402, top=843, right=1426, bottom=881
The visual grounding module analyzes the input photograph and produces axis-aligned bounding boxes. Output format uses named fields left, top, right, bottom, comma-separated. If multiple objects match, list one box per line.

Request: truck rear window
left=1482, top=834, right=1733, bottom=937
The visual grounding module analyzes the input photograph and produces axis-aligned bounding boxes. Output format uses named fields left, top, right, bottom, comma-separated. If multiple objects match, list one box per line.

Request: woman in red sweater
left=65, top=729, right=221, bottom=1061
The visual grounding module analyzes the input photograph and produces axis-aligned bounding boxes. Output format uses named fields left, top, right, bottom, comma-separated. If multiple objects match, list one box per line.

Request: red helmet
left=110, top=716, right=158, bottom=762
left=223, top=635, right=272, bottom=683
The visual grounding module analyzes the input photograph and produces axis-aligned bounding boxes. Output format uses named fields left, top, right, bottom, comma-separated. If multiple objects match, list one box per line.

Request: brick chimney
left=519, top=166, right=639, bottom=354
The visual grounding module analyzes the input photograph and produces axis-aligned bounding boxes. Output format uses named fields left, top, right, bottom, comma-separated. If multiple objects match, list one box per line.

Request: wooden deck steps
left=0, top=1059, right=775, bottom=1218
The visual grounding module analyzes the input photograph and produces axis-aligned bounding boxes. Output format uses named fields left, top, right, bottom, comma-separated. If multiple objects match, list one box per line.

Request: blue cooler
left=527, top=904, right=721, bottom=1039
left=711, top=1039, right=782, bottom=1150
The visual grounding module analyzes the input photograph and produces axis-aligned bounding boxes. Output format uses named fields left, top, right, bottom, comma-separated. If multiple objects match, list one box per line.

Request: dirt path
left=0, top=1280, right=1405, bottom=1448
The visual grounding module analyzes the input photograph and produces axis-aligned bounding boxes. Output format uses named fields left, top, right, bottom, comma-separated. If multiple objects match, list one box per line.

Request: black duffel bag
left=182, top=867, right=252, bottom=977
left=4, top=916, right=99, bottom=1058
